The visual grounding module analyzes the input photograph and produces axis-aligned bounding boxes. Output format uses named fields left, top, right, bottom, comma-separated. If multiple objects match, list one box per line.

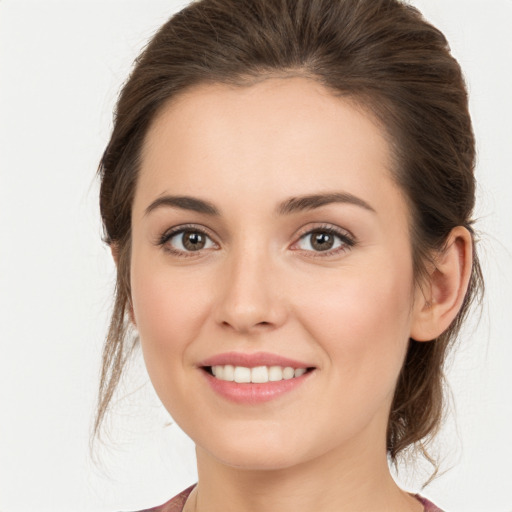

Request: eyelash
left=157, top=223, right=356, bottom=259
left=157, top=224, right=218, bottom=259
left=294, top=225, right=356, bottom=258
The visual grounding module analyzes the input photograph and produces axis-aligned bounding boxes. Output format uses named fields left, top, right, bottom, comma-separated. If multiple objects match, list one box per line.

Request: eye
left=159, top=225, right=217, bottom=256
left=293, top=226, right=355, bottom=256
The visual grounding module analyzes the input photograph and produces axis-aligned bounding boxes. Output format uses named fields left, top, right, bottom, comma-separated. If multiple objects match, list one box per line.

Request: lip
left=200, top=366, right=315, bottom=404
left=198, top=351, right=314, bottom=369
left=197, top=351, right=317, bottom=405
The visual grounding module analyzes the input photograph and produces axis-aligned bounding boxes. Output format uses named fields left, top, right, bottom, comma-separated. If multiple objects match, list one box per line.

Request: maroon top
left=131, top=484, right=444, bottom=512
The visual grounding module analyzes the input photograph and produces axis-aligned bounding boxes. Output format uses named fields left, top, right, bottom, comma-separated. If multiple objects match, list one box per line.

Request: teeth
left=223, top=364, right=235, bottom=381
left=210, top=365, right=309, bottom=383
left=268, top=365, right=283, bottom=381
left=234, top=366, right=251, bottom=383
left=251, top=366, right=269, bottom=383
left=283, top=367, right=295, bottom=379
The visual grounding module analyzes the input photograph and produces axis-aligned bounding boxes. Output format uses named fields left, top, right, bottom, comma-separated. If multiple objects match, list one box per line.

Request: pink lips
left=198, top=351, right=312, bottom=369
left=198, top=351, right=315, bottom=405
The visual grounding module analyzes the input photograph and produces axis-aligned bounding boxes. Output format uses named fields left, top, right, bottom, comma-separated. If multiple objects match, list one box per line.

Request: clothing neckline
left=152, top=484, right=442, bottom=512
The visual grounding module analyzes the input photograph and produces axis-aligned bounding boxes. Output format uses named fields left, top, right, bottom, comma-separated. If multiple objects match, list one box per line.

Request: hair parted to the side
left=95, top=0, right=483, bottom=486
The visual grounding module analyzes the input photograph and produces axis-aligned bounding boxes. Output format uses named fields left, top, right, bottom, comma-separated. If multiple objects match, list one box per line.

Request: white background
left=1, top=1, right=511, bottom=511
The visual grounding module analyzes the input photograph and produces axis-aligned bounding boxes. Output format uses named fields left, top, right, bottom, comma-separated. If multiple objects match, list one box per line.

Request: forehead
left=136, top=76, right=405, bottom=221
left=143, top=76, right=390, bottom=165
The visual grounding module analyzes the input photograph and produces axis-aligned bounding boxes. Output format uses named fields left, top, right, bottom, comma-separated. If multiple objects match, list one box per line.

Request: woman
left=95, top=0, right=483, bottom=510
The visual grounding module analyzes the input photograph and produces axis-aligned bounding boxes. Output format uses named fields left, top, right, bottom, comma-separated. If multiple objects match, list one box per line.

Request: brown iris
left=182, top=231, right=207, bottom=251
left=310, top=231, right=335, bottom=251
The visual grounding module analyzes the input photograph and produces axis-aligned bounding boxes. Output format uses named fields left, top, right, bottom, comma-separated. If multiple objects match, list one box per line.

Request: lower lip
left=201, top=368, right=314, bottom=404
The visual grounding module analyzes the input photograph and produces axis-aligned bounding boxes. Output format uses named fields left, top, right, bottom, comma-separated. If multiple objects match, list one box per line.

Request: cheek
left=130, top=256, right=212, bottom=384
left=295, top=257, right=414, bottom=386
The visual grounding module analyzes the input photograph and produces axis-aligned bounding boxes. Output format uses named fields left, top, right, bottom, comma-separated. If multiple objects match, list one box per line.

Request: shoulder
left=413, top=493, right=445, bottom=512
left=123, top=484, right=197, bottom=512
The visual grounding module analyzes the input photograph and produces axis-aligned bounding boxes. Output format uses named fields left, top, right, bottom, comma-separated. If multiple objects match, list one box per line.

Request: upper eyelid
left=291, top=227, right=356, bottom=255
left=159, top=223, right=216, bottom=243
left=295, top=224, right=355, bottom=241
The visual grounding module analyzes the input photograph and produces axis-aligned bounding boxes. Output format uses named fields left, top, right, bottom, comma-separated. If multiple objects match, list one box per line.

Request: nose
left=213, top=244, right=288, bottom=335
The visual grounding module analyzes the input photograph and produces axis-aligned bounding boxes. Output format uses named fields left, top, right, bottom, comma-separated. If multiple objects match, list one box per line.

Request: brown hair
left=95, top=0, right=483, bottom=484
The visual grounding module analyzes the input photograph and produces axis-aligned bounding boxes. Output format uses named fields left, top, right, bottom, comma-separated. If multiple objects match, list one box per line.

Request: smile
left=198, top=351, right=316, bottom=404
left=206, top=365, right=309, bottom=383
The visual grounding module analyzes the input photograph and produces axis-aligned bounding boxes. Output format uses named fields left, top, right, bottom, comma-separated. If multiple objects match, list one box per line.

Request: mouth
left=197, top=352, right=317, bottom=403
left=201, top=365, right=316, bottom=383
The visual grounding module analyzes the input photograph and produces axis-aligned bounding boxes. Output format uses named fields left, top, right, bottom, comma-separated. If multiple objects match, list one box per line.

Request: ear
left=410, top=226, right=473, bottom=342
left=109, top=242, right=137, bottom=327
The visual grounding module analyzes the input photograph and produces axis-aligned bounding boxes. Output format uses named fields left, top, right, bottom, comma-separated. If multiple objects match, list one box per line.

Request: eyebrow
left=145, top=195, right=220, bottom=216
left=277, top=192, right=375, bottom=215
left=144, top=192, right=376, bottom=217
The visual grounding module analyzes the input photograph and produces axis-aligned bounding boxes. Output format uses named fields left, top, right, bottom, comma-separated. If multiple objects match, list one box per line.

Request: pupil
left=184, top=231, right=205, bottom=250
left=313, top=232, right=333, bottom=251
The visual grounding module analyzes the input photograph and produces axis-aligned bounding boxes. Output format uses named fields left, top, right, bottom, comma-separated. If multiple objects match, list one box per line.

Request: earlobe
left=410, top=226, right=473, bottom=342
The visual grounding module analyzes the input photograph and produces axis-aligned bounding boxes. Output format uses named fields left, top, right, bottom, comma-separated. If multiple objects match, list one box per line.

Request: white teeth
left=283, top=367, right=295, bottom=379
left=251, top=366, right=269, bottom=383
left=223, top=364, right=235, bottom=381
left=234, top=366, right=251, bottom=383
left=268, top=366, right=283, bottom=381
left=210, top=365, right=309, bottom=383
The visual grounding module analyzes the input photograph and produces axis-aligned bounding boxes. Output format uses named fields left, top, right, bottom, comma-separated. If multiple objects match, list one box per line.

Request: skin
left=125, top=76, right=472, bottom=512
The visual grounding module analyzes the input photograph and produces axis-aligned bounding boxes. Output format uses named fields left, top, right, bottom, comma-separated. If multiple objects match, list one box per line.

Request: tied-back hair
left=95, top=0, right=483, bottom=486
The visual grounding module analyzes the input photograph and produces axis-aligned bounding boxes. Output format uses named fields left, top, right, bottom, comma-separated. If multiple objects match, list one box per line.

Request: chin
left=200, top=434, right=309, bottom=471
left=216, top=449, right=302, bottom=471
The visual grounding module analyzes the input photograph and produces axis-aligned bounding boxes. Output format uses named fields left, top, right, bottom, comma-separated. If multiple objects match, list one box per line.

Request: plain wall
left=1, top=1, right=511, bottom=511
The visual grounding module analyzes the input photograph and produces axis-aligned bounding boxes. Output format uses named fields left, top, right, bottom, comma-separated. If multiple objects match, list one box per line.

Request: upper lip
left=198, top=351, right=314, bottom=369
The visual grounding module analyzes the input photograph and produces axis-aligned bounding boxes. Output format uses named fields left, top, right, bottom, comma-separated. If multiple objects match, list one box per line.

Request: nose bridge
left=214, top=234, right=287, bottom=333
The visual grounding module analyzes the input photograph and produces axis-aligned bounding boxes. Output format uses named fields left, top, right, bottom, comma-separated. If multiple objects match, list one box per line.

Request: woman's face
left=130, top=77, right=423, bottom=470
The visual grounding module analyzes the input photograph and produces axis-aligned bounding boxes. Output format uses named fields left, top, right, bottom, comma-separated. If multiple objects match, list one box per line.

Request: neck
left=188, top=434, right=423, bottom=512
